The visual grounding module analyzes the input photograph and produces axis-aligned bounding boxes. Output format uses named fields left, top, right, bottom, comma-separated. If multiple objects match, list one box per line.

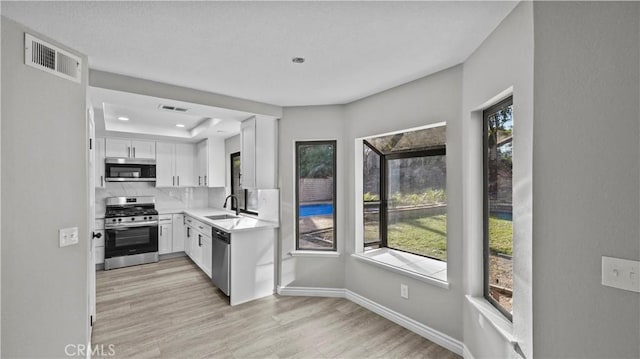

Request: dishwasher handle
left=213, top=229, right=231, bottom=244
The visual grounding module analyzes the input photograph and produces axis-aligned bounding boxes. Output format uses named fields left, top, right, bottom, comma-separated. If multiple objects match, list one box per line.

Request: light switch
left=59, top=227, right=79, bottom=247
left=602, top=256, right=640, bottom=293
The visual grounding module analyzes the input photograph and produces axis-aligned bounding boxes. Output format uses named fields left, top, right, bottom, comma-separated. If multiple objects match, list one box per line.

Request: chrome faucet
left=223, top=194, right=240, bottom=216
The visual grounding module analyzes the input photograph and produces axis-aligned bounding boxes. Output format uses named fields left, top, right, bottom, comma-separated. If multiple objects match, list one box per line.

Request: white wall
left=461, top=2, right=534, bottom=358
left=344, top=65, right=464, bottom=341
left=278, top=105, right=346, bottom=289
left=1, top=17, right=89, bottom=357
left=532, top=2, right=640, bottom=358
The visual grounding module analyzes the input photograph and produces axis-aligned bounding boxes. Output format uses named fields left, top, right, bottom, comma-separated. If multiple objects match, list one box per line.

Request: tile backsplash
left=95, top=182, right=226, bottom=216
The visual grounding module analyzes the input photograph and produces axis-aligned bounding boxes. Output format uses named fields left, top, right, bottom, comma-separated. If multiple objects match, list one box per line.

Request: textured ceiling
left=2, top=1, right=518, bottom=106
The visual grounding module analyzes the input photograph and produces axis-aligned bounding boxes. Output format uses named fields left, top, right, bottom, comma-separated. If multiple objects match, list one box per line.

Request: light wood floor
left=92, top=256, right=461, bottom=359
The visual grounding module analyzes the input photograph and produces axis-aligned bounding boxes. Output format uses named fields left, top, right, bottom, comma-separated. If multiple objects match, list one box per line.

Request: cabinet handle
left=187, top=227, right=190, bottom=237
left=127, top=146, right=131, bottom=158
left=198, top=176, right=201, bottom=186
left=133, top=147, right=136, bottom=158
left=177, top=176, right=180, bottom=186
left=198, top=234, right=202, bottom=247
left=204, top=176, right=207, bottom=186
left=100, top=175, right=104, bottom=187
left=160, top=226, right=163, bottom=236
left=172, top=176, right=175, bottom=186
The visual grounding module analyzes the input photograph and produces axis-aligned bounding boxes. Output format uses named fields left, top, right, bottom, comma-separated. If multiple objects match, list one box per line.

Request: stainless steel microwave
left=105, top=158, right=156, bottom=182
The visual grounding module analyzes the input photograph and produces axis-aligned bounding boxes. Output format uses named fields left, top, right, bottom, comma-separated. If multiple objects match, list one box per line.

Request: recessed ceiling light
left=292, top=57, right=305, bottom=64
left=176, top=124, right=185, bottom=128
left=117, top=116, right=129, bottom=121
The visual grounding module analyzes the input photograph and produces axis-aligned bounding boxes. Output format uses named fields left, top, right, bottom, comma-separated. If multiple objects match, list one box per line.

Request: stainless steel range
left=104, top=196, right=159, bottom=270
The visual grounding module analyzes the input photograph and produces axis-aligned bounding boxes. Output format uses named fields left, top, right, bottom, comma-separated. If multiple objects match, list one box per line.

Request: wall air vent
left=159, top=105, right=189, bottom=112
left=24, top=33, right=81, bottom=83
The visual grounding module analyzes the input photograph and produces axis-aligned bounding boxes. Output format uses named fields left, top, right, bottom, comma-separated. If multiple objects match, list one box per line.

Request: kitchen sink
left=205, top=214, right=239, bottom=220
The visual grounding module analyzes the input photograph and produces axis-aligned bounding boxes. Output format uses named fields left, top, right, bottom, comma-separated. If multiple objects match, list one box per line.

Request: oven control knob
left=144, top=216, right=148, bottom=220
left=118, top=218, right=122, bottom=222
left=131, top=218, right=135, bottom=221
left=112, top=219, right=116, bottom=222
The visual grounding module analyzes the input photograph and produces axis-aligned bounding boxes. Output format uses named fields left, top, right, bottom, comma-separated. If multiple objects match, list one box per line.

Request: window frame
left=295, top=140, right=338, bottom=251
left=229, top=151, right=256, bottom=215
left=482, top=96, right=514, bottom=322
left=363, top=140, right=384, bottom=249
left=363, top=138, right=447, bottom=261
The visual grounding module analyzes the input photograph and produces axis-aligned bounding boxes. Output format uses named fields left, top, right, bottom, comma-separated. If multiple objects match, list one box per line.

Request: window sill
left=465, top=295, right=516, bottom=344
left=289, top=250, right=341, bottom=258
left=351, top=248, right=449, bottom=289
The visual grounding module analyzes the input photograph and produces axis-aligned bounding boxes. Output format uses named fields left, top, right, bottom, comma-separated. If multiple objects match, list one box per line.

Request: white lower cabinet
left=159, top=223, right=173, bottom=255
left=201, top=234, right=212, bottom=278
left=94, top=220, right=105, bottom=265
left=172, top=214, right=185, bottom=252
left=184, top=215, right=212, bottom=277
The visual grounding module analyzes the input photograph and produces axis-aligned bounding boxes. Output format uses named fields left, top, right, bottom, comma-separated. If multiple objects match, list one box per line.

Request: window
left=230, top=152, right=245, bottom=210
left=295, top=141, right=337, bottom=251
left=363, top=125, right=447, bottom=260
left=483, top=96, right=514, bottom=320
left=230, top=152, right=256, bottom=214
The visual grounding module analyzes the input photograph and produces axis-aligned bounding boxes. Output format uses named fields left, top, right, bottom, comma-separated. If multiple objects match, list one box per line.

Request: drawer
left=159, top=214, right=173, bottom=221
left=185, top=216, right=211, bottom=234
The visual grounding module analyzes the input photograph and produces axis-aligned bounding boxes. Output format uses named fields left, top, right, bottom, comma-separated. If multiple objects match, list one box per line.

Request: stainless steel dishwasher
left=211, top=228, right=230, bottom=296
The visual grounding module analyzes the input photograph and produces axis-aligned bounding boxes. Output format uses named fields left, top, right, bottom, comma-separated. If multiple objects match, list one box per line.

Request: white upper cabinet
left=175, top=143, right=196, bottom=187
left=95, top=138, right=106, bottom=188
left=196, top=138, right=225, bottom=188
left=105, top=138, right=156, bottom=159
left=240, top=116, right=277, bottom=189
left=196, top=140, right=207, bottom=187
left=156, top=142, right=195, bottom=187
left=155, top=142, right=175, bottom=187
left=131, top=140, right=156, bottom=159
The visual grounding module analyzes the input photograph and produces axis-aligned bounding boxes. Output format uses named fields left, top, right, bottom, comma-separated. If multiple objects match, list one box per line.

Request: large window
left=363, top=125, right=447, bottom=260
left=483, top=97, right=514, bottom=320
left=295, top=141, right=337, bottom=251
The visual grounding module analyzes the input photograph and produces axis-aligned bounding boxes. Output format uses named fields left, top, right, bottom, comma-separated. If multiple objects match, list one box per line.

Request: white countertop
left=183, top=208, right=279, bottom=233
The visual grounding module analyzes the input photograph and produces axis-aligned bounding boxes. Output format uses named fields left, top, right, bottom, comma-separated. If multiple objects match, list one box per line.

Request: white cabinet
left=196, top=140, right=207, bottom=187
left=94, top=220, right=105, bottom=265
left=184, top=215, right=212, bottom=277
left=175, top=143, right=196, bottom=187
left=106, top=138, right=156, bottom=159
left=196, top=138, right=225, bottom=187
left=95, top=138, right=106, bottom=188
left=240, top=116, right=277, bottom=189
left=156, top=142, right=195, bottom=187
left=202, top=235, right=212, bottom=278
left=159, top=214, right=173, bottom=255
left=172, top=214, right=185, bottom=252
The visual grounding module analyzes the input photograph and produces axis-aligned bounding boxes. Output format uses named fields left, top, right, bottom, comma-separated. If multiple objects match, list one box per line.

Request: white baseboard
left=276, top=285, right=346, bottom=297
left=463, top=344, right=476, bottom=359
left=277, top=286, right=463, bottom=356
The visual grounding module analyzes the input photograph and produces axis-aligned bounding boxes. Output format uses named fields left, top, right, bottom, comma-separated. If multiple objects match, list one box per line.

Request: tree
left=299, top=144, right=334, bottom=178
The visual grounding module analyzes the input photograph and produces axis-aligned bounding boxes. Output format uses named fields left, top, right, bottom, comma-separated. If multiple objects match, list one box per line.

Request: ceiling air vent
left=159, top=105, right=189, bottom=112
left=24, top=33, right=81, bottom=83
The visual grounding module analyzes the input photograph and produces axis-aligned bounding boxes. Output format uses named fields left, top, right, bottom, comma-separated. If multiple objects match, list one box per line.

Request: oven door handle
left=105, top=221, right=159, bottom=229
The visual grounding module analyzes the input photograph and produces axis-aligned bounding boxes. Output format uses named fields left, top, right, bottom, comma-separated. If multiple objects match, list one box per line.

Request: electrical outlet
left=400, top=283, right=409, bottom=299
left=602, top=256, right=640, bottom=293
left=59, top=227, right=79, bottom=247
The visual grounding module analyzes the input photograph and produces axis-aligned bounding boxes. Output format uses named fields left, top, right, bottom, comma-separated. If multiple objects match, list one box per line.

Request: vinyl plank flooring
left=92, top=257, right=461, bottom=359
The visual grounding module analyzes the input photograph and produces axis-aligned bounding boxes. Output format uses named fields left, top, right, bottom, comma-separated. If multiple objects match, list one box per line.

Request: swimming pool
left=299, top=203, right=334, bottom=217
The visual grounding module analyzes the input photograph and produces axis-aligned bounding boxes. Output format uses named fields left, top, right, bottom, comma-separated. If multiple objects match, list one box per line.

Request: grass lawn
left=378, top=214, right=512, bottom=261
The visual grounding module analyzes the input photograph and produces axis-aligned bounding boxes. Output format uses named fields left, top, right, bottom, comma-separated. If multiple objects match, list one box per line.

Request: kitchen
left=90, top=86, right=281, bottom=308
